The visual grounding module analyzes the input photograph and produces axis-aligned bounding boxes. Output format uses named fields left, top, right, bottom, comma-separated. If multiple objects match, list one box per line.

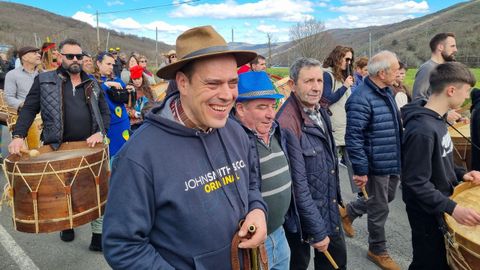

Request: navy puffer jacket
left=345, top=76, right=402, bottom=176
left=277, top=93, right=343, bottom=237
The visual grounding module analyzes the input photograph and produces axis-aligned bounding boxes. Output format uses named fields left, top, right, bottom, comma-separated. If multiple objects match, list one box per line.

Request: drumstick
left=323, top=250, right=339, bottom=269
left=362, top=186, right=369, bottom=200
left=20, top=149, right=40, bottom=157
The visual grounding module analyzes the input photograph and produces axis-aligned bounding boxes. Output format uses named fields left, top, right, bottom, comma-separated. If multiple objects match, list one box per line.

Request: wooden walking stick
left=361, top=186, right=369, bottom=200
left=323, top=250, right=339, bottom=269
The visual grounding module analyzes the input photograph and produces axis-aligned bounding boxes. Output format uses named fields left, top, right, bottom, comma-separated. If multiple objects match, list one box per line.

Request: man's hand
left=311, top=236, right=330, bottom=252
left=8, top=138, right=26, bottom=155
left=238, top=209, right=267, bottom=249
left=353, top=175, right=368, bottom=188
left=86, top=132, right=103, bottom=147
left=104, top=81, right=123, bottom=89
left=446, top=110, right=462, bottom=124
left=463, top=170, right=480, bottom=185
left=452, top=205, right=480, bottom=226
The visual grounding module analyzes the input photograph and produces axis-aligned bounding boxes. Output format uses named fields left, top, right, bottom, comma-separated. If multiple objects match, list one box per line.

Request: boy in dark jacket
left=471, top=88, right=480, bottom=170
left=401, top=62, right=480, bottom=270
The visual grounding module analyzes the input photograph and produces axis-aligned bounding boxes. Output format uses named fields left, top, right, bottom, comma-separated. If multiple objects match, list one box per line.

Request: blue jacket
left=234, top=116, right=328, bottom=243
left=276, top=93, right=344, bottom=237
left=102, top=93, right=267, bottom=270
left=345, top=76, right=402, bottom=176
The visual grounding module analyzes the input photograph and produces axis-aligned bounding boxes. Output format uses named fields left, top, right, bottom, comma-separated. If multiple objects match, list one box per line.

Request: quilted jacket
left=13, top=67, right=110, bottom=149
left=277, top=93, right=343, bottom=237
left=345, top=76, right=402, bottom=176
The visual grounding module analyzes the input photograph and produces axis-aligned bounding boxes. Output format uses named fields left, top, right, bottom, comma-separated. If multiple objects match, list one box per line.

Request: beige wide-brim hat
left=157, top=25, right=257, bottom=80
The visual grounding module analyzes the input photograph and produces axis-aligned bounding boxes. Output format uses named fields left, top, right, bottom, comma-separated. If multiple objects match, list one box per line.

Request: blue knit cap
left=237, top=71, right=284, bottom=102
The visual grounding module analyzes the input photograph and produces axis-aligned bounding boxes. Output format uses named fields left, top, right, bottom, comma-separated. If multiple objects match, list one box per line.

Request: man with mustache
left=8, top=38, right=110, bottom=250
left=413, top=32, right=458, bottom=100
left=102, top=26, right=267, bottom=270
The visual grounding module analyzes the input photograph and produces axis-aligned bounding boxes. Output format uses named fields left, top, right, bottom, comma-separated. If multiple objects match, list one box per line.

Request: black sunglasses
left=345, top=57, right=352, bottom=62
left=62, top=53, right=84, bottom=60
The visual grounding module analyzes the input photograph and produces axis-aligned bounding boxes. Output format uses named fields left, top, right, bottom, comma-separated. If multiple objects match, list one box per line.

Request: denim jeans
left=265, top=226, right=290, bottom=270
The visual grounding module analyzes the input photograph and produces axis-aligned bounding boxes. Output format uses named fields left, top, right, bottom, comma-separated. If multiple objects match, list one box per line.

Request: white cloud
left=326, top=0, right=429, bottom=29
left=86, top=4, right=92, bottom=9
left=144, top=21, right=190, bottom=33
left=171, top=0, right=315, bottom=22
left=72, top=11, right=109, bottom=28
left=110, top=17, right=143, bottom=30
left=256, top=24, right=288, bottom=34
left=318, top=2, right=327, bottom=7
left=107, top=0, right=124, bottom=6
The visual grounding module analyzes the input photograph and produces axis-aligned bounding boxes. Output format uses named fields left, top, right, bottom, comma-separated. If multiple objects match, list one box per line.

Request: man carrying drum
left=102, top=25, right=267, bottom=269
left=401, top=62, right=480, bottom=270
left=8, top=38, right=110, bottom=251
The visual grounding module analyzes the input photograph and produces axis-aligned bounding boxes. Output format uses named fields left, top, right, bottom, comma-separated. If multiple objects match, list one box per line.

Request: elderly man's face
left=384, top=60, right=400, bottom=86
left=291, top=66, right=323, bottom=109
left=177, top=55, right=238, bottom=130
left=236, top=99, right=276, bottom=139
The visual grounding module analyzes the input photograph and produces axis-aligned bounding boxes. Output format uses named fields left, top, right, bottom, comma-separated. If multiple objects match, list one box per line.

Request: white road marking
left=0, top=223, right=39, bottom=270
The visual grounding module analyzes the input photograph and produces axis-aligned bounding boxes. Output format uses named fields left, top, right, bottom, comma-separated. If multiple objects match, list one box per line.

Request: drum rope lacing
left=2, top=147, right=109, bottom=233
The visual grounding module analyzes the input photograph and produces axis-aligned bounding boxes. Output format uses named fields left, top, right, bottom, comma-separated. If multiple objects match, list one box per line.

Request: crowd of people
left=1, top=25, right=480, bottom=270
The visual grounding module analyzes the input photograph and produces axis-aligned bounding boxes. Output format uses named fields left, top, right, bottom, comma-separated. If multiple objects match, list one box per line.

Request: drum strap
left=447, top=122, right=480, bottom=151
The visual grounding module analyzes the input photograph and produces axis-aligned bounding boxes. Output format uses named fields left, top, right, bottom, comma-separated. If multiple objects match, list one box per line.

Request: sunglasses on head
left=62, top=53, right=84, bottom=60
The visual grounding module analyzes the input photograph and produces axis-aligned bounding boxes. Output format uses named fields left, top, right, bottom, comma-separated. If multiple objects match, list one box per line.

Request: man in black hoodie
left=471, top=88, right=480, bottom=170
left=401, top=62, right=480, bottom=270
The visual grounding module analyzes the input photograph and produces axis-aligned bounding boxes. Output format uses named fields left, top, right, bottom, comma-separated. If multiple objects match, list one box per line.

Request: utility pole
left=105, top=32, right=110, bottom=52
left=231, top=28, right=234, bottom=43
left=96, top=10, right=100, bottom=52
left=369, top=32, right=372, bottom=58
left=33, top=33, right=38, bottom=47
left=155, top=27, right=158, bottom=68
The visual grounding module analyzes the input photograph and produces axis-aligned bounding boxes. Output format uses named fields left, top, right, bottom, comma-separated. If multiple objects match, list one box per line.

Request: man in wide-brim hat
left=103, top=25, right=268, bottom=270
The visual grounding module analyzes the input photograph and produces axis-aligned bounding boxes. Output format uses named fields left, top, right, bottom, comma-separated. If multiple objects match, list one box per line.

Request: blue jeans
left=265, top=226, right=290, bottom=270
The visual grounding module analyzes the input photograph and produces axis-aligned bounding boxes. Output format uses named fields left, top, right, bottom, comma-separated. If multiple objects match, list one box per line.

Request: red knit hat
left=130, top=65, right=144, bottom=80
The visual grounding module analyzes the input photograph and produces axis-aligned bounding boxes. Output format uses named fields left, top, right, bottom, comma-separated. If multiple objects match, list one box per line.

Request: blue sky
left=6, top=0, right=468, bottom=45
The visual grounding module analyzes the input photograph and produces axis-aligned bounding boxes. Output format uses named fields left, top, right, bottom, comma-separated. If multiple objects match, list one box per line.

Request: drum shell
left=3, top=142, right=109, bottom=233
left=444, top=182, right=480, bottom=270
left=449, top=124, right=471, bottom=171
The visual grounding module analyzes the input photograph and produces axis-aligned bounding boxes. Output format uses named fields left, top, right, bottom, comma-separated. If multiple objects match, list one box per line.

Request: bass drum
left=444, top=182, right=480, bottom=270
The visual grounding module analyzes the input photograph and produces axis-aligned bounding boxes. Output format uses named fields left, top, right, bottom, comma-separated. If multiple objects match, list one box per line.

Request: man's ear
left=235, top=102, right=245, bottom=117
left=176, top=71, right=188, bottom=95
left=288, top=79, right=295, bottom=93
left=445, top=85, right=456, bottom=97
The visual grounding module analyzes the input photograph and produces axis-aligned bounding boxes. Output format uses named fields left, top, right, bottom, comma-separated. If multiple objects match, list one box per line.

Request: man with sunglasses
left=8, top=38, right=111, bottom=251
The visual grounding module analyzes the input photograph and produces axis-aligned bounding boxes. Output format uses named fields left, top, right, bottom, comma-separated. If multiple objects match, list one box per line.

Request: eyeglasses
left=169, top=55, right=177, bottom=59
left=140, top=60, right=147, bottom=63
left=345, top=57, right=352, bottom=62
left=62, top=53, right=84, bottom=60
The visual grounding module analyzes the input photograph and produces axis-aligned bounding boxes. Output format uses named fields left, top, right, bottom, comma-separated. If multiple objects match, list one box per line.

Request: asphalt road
left=0, top=162, right=413, bottom=270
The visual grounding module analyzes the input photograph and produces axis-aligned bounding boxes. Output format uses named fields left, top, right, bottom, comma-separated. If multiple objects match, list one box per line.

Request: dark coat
left=276, top=93, right=343, bottom=237
left=345, top=76, right=403, bottom=176
left=234, top=116, right=328, bottom=243
left=471, top=89, right=480, bottom=170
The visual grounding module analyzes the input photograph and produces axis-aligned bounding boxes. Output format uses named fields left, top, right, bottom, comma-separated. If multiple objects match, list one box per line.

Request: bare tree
left=289, top=19, right=335, bottom=61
